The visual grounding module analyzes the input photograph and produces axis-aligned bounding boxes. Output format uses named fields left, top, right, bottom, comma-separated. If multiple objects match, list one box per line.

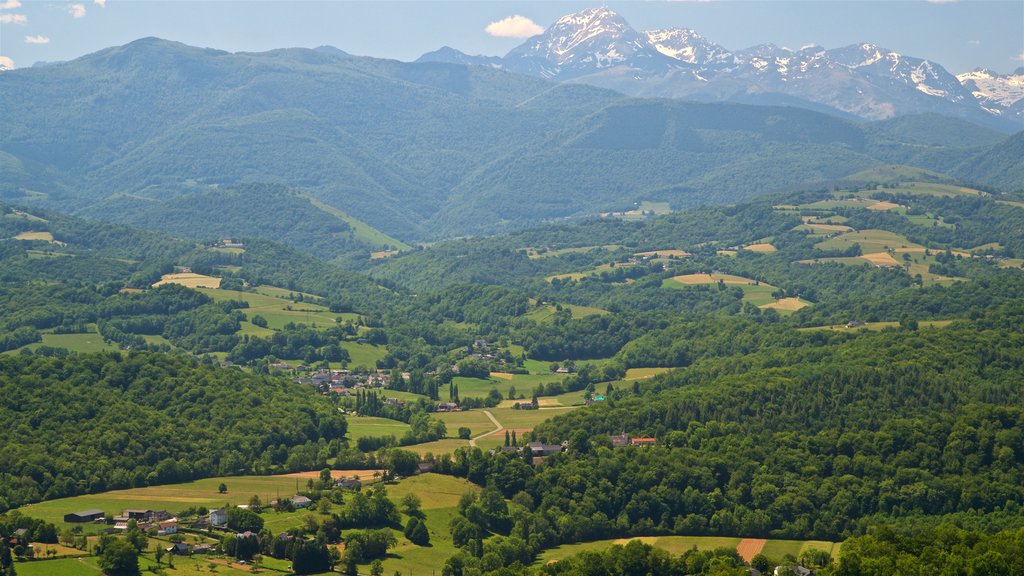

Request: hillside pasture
left=624, top=367, right=672, bottom=381
left=153, top=272, right=221, bottom=289
left=635, top=249, right=690, bottom=258
left=639, top=201, right=672, bottom=214
left=759, top=297, right=811, bottom=313
left=18, top=475, right=350, bottom=529
left=799, top=320, right=954, bottom=332
left=814, top=229, right=922, bottom=254
left=197, top=285, right=354, bottom=330
left=860, top=252, right=901, bottom=267
left=743, top=243, right=777, bottom=253
left=13, top=231, right=64, bottom=245
left=525, top=245, right=622, bottom=259
left=664, top=274, right=778, bottom=306
left=805, top=222, right=853, bottom=232
left=866, top=200, right=901, bottom=211
left=21, top=333, right=118, bottom=354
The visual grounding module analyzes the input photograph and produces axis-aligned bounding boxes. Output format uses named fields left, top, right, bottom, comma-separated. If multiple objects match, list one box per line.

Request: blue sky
left=1, top=1, right=1022, bottom=73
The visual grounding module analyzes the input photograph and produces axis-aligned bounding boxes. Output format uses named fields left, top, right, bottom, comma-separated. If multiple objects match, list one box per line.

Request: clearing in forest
left=153, top=272, right=222, bottom=289
left=759, top=297, right=810, bottom=312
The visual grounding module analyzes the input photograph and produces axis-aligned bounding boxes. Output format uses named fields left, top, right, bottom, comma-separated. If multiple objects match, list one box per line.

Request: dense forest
left=0, top=352, right=346, bottom=512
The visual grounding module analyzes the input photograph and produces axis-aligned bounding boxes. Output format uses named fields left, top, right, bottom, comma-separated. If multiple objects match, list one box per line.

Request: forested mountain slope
left=1, top=38, right=1016, bottom=240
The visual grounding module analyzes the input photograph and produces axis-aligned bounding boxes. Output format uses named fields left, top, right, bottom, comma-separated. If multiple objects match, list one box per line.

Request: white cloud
left=93, top=0, right=105, bottom=7
left=967, top=40, right=981, bottom=45
left=0, top=0, right=22, bottom=10
left=0, top=12, right=26, bottom=24
left=0, top=56, right=14, bottom=70
left=69, top=3, right=86, bottom=18
left=1017, top=52, right=1024, bottom=62
left=25, top=35, right=49, bottom=44
left=485, top=15, right=544, bottom=38
left=926, top=0, right=957, bottom=4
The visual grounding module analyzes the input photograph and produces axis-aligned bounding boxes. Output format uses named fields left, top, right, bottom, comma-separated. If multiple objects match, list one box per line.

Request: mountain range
left=0, top=33, right=1021, bottom=248
left=418, top=7, right=1024, bottom=131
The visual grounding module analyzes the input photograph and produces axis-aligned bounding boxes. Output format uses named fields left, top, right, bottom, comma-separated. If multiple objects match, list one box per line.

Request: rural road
left=469, top=410, right=503, bottom=447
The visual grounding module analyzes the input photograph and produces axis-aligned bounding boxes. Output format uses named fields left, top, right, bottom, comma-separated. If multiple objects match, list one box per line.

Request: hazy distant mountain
left=424, top=7, right=1022, bottom=131
left=416, top=46, right=504, bottom=68
left=0, top=37, right=1014, bottom=241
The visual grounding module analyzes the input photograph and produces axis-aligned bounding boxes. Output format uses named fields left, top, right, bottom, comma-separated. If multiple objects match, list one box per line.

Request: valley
left=1, top=6, right=1023, bottom=575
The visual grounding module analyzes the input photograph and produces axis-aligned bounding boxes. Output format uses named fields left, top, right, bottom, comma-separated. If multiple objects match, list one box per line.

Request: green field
left=346, top=415, right=413, bottom=440
left=374, top=474, right=481, bottom=576
left=341, top=341, right=388, bottom=368
left=197, top=286, right=355, bottom=330
left=451, top=376, right=503, bottom=400
left=396, top=438, right=472, bottom=457
left=19, top=475, right=347, bottom=529
left=434, top=410, right=498, bottom=438
left=663, top=276, right=779, bottom=307
left=814, top=229, right=922, bottom=254
left=15, top=557, right=103, bottom=576
left=639, top=201, right=672, bottom=215
left=761, top=539, right=842, bottom=561
left=24, top=333, right=118, bottom=354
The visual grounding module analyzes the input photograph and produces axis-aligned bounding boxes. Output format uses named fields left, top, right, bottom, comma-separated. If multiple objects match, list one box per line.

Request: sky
left=1, top=1, right=1022, bottom=74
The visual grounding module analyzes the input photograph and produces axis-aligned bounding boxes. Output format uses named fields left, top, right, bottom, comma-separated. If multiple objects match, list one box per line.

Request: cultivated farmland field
left=537, top=535, right=840, bottom=565
left=13, top=231, right=61, bottom=244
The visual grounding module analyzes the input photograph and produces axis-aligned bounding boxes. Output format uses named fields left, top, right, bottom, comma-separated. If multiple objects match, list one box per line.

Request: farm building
left=292, top=495, right=313, bottom=509
left=336, top=478, right=362, bottom=490
left=527, top=442, right=565, bottom=457
left=209, top=509, right=227, bottom=526
left=64, top=509, right=105, bottom=523
left=631, top=437, right=656, bottom=446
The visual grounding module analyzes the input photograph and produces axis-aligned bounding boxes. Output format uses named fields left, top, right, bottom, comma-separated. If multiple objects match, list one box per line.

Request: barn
left=64, top=509, right=105, bottom=523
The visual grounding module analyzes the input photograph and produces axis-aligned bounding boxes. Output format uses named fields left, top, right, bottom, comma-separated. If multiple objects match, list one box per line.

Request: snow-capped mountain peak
left=423, top=7, right=1023, bottom=129
left=505, top=7, right=675, bottom=78
left=957, top=67, right=1024, bottom=113
left=644, top=28, right=733, bottom=66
